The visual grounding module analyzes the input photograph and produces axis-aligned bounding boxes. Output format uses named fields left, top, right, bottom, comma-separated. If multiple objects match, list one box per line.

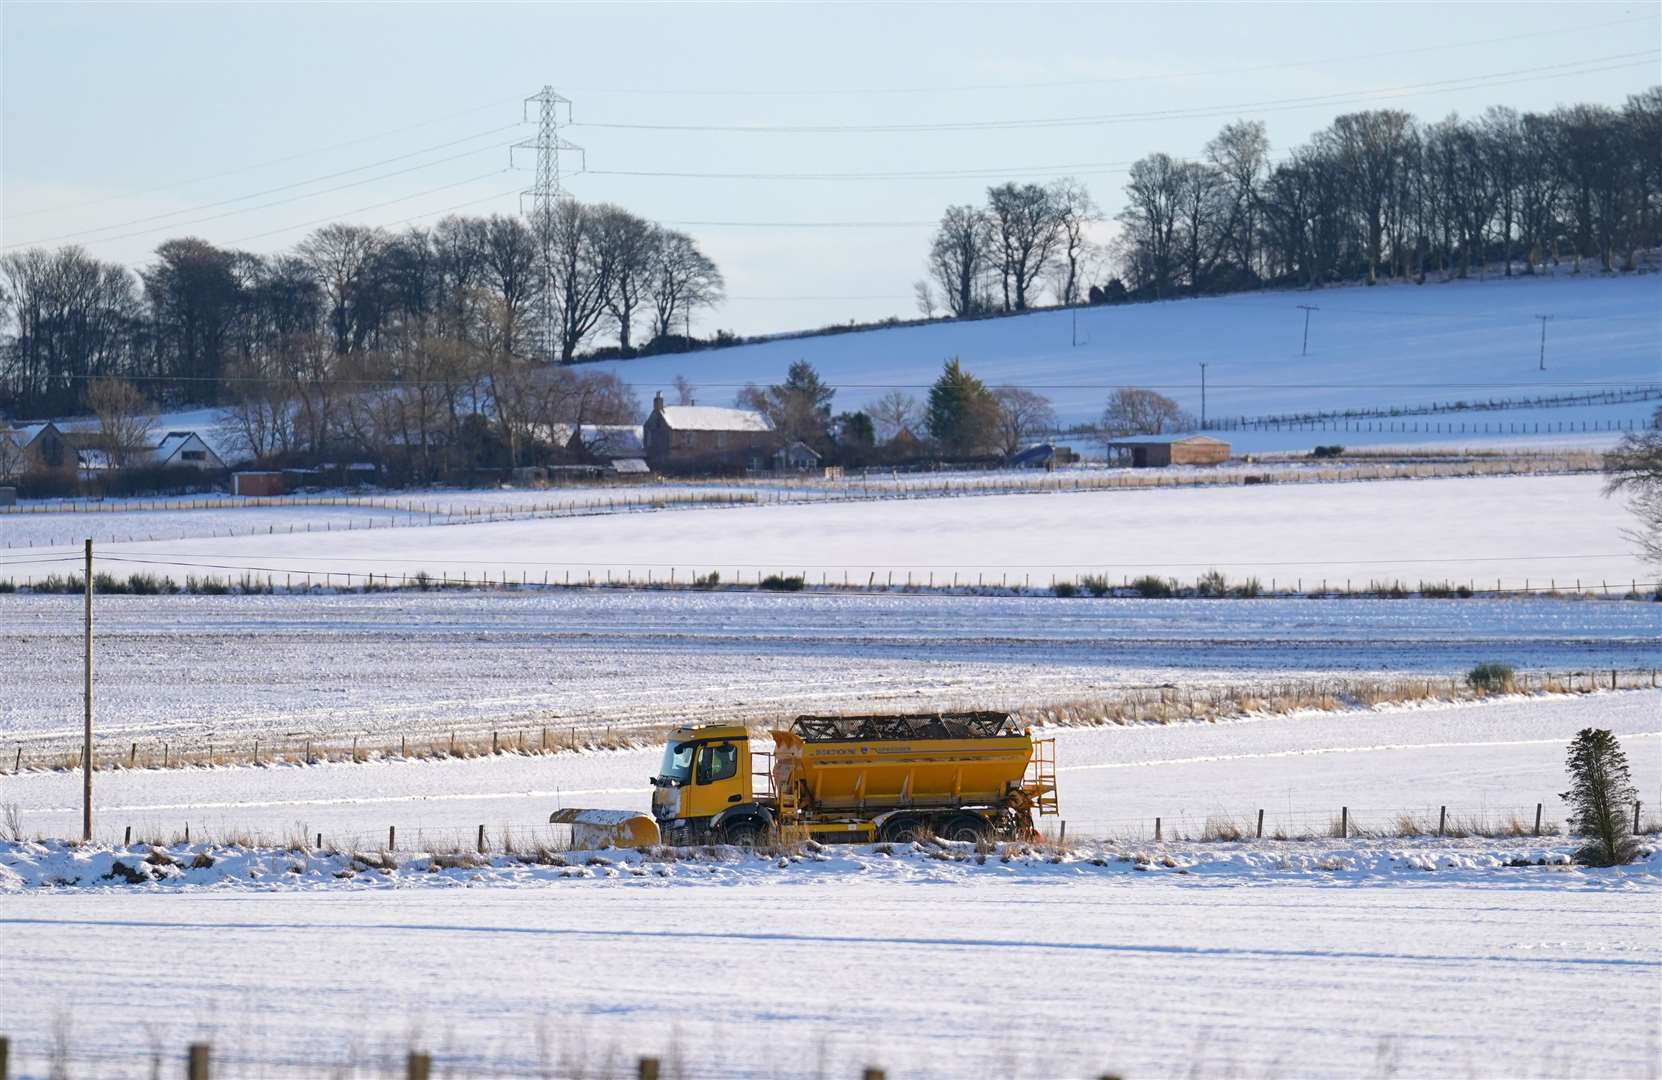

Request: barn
left=1107, top=434, right=1231, bottom=467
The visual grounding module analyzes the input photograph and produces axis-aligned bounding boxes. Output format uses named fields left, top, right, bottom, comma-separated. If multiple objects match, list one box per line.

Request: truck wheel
left=719, top=819, right=764, bottom=848
left=937, top=814, right=988, bottom=844
left=878, top=816, right=923, bottom=843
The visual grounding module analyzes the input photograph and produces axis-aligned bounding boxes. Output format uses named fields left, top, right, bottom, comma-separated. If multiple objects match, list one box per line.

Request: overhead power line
left=1, top=94, right=528, bottom=223
left=5, top=136, right=526, bottom=251
left=559, top=14, right=1656, bottom=96
left=572, top=51, right=1659, bottom=134
left=223, top=173, right=516, bottom=245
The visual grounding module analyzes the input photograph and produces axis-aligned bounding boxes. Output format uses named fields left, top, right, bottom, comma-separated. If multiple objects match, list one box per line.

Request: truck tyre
left=719, top=819, right=764, bottom=848
left=877, top=816, right=924, bottom=843
left=936, top=814, right=989, bottom=844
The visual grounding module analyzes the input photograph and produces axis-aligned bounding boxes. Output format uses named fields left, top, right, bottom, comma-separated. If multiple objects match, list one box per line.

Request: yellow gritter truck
left=552, top=712, right=1059, bottom=848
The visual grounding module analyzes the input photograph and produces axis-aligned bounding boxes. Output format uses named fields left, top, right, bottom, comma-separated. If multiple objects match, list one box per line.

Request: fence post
left=1256, top=809, right=1264, bottom=839
left=1340, top=806, right=1348, bottom=839
left=407, top=1052, right=431, bottom=1080
left=478, top=824, right=486, bottom=853
left=638, top=1057, right=661, bottom=1080
left=1154, top=816, right=1162, bottom=842
left=1059, top=821, right=1066, bottom=843
left=861, top=1070, right=886, bottom=1080
left=1437, top=806, right=1446, bottom=837
left=187, top=1043, right=211, bottom=1080
left=1, top=1034, right=8, bottom=1080
left=388, top=826, right=396, bottom=851
left=1635, top=801, right=1643, bottom=835
left=1534, top=803, right=1543, bottom=837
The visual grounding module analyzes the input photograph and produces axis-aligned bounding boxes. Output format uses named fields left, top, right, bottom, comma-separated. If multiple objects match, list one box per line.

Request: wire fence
left=1198, top=385, right=1662, bottom=430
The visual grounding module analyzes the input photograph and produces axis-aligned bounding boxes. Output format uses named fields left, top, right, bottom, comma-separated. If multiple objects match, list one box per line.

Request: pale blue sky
left=3, top=1, right=1657, bottom=335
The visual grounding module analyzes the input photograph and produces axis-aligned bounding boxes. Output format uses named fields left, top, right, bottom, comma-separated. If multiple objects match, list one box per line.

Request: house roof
left=152, top=431, right=225, bottom=467
left=611, top=457, right=651, bottom=474
left=1008, top=442, right=1056, bottom=464
left=776, top=440, right=821, bottom=460
left=1107, top=434, right=1230, bottom=446
left=657, top=405, right=772, bottom=433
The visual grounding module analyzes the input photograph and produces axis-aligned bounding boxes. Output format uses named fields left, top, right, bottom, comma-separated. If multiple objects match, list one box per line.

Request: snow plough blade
left=548, top=808, right=661, bottom=849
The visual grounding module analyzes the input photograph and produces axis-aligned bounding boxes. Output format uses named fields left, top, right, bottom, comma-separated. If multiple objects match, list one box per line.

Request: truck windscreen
left=658, top=741, right=695, bottom=786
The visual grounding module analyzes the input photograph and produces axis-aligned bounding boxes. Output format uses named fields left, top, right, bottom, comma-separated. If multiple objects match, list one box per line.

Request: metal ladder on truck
left=1025, top=737, right=1060, bottom=817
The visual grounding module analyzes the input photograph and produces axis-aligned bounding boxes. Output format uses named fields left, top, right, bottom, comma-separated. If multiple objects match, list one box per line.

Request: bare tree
left=0, top=429, right=27, bottom=481
left=598, top=208, right=656, bottom=354
left=86, top=377, right=153, bottom=468
left=991, top=387, right=1057, bottom=455
left=298, top=223, right=386, bottom=354
left=1117, top=154, right=1184, bottom=297
left=1048, top=178, right=1099, bottom=305
left=1603, top=419, right=1662, bottom=568
left=1205, top=121, right=1270, bottom=282
left=912, top=279, right=937, bottom=319
left=532, top=200, right=614, bottom=363
left=986, top=182, right=1061, bottom=311
left=648, top=230, right=724, bottom=340
left=671, top=373, right=696, bottom=406
left=927, top=205, right=991, bottom=317
left=867, top=390, right=920, bottom=442
left=1100, top=387, right=1185, bottom=438
left=480, top=214, right=537, bottom=358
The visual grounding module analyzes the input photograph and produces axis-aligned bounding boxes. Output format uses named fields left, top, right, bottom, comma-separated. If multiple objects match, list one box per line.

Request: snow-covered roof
left=657, top=406, right=772, bottom=433
left=611, top=457, right=651, bottom=474
left=1107, top=434, right=1229, bottom=446
left=152, top=431, right=225, bottom=468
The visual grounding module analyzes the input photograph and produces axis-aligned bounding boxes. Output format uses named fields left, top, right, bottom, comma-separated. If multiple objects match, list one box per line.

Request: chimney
left=653, top=391, right=665, bottom=413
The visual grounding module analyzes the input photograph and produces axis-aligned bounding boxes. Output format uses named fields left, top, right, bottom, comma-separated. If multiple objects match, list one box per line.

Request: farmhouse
left=1, top=422, right=68, bottom=470
left=1108, top=434, right=1231, bottom=467
left=152, top=431, right=225, bottom=471
left=642, top=393, right=775, bottom=473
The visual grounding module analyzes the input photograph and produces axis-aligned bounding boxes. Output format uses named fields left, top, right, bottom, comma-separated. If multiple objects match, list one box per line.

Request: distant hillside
left=592, top=272, right=1662, bottom=428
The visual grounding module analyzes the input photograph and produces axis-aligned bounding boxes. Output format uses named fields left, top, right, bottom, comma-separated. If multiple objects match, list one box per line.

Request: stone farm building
left=1107, top=434, right=1231, bottom=467
left=643, top=394, right=775, bottom=473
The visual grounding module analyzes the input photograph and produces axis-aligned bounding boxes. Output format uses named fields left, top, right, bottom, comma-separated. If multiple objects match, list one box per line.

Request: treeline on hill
left=923, top=89, right=1662, bottom=312
left=0, top=201, right=724, bottom=418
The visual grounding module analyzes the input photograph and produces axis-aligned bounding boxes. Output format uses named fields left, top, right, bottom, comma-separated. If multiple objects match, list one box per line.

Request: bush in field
left=1560, top=728, right=1639, bottom=865
left=185, top=575, right=230, bottom=595
left=0, top=579, right=15, bottom=594
left=1130, top=574, right=1176, bottom=598
left=1312, top=445, right=1345, bottom=459
left=1467, top=662, right=1516, bottom=692
left=759, top=574, right=805, bottom=592
left=1194, top=569, right=1228, bottom=597
left=1232, top=576, right=1263, bottom=598
left=1079, top=574, right=1112, bottom=597
left=692, top=571, right=721, bottom=589
left=1052, top=581, right=1078, bottom=598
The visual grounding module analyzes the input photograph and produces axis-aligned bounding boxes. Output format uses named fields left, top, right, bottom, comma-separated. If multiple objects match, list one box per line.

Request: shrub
left=692, top=571, right=721, bottom=589
left=33, top=574, right=83, bottom=594
left=1052, top=581, right=1078, bottom=598
left=1420, top=581, right=1456, bottom=598
left=185, top=575, right=230, bottom=595
left=759, top=574, right=805, bottom=592
left=125, top=572, right=174, bottom=595
left=0, top=579, right=14, bottom=594
left=1130, top=574, right=1176, bottom=598
left=412, top=570, right=434, bottom=591
left=1467, top=662, right=1516, bottom=692
left=1232, top=576, right=1263, bottom=598
left=1194, top=569, right=1228, bottom=597
left=1312, top=445, right=1345, bottom=459
left=1079, top=574, right=1112, bottom=598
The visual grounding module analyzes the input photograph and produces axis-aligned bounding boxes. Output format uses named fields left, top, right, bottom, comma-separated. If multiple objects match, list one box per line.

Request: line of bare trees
left=925, top=88, right=1662, bottom=310
left=0, top=202, right=724, bottom=420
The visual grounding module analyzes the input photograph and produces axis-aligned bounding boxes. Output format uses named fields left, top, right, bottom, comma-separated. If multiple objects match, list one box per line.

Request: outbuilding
left=233, top=471, right=288, bottom=497
left=1107, top=434, right=1231, bottom=468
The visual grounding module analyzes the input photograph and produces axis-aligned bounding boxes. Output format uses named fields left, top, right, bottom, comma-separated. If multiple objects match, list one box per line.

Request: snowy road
left=6, top=692, right=1657, bottom=847
left=3, top=869, right=1658, bottom=1079
left=1, top=590, right=1656, bottom=751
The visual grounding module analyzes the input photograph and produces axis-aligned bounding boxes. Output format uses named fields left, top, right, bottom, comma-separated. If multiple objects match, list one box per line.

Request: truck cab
left=649, top=724, right=772, bottom=844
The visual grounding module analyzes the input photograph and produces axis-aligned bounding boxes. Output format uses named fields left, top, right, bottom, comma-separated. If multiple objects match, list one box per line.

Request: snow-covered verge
left=3, top=835, right=1657, bottom=894
left=4, top=854, right=1657, bottom=1079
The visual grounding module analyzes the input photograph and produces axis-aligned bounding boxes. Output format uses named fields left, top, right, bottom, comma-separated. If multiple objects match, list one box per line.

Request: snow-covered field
left=2, top=843, right=1658, bottom=1078
left=2, top=472, right=1649, bottom=589
left=586, top=273, right=1662, bottom=427
left=3, top=589, right=1657, bottom=754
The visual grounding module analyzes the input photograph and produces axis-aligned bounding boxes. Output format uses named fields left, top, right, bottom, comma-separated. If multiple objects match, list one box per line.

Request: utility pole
left=1536, top=314, right=1553, bottom=371
left=1071, top=305, right=1078, bottom=348
left=1297, top=304, right=1318, bottom=356
left=1199, top=362, right=1208, bottom=427
left=83, top=538, right=93, bottom=843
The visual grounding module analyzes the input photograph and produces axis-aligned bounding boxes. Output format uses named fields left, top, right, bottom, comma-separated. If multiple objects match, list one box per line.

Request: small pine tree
left=1559, top=728, right=1639, bottom=866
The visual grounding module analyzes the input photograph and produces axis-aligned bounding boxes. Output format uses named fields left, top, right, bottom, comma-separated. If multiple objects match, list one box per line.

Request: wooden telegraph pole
left=83, top=537, right=93, bottom=842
